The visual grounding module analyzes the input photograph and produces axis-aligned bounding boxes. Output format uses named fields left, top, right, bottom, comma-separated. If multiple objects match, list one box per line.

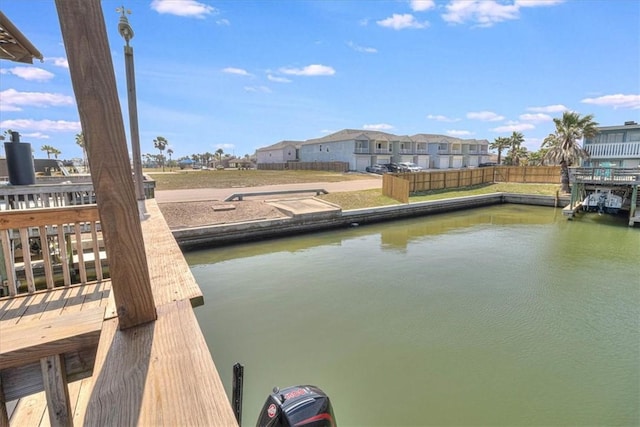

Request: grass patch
left=148, top=169, right=373, bottom=191
left=319, top=183, right=561, bottom=210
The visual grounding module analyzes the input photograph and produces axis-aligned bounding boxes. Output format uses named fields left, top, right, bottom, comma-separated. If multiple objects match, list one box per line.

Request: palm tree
left=41, top=144, right=58, bottom=159
left=75, top=132, right=88, bottom=172
left=153, top=136, right=168, bottom=172
left=167, top=148, right=174, bottom=171
left=543, top=111, right=598, bottom=193
left=215, top=148, right=224, bottom=167
left=507, top=132, right=525, bottom=166
left=489, top=137, right=510, bottom=165
left=51, top=147, right=61, bottom=159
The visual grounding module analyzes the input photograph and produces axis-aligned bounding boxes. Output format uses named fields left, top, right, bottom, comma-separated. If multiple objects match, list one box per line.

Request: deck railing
left=0, top=205, right=106, bottom=297
left=585, top=142, right=640, bottom=159
left=569, top=167, right=640, bottom=184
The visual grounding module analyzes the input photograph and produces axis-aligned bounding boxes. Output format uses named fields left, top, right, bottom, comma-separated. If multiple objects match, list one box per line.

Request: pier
left=563, top=167, right=640, bottom=226
left=1, top=3, right=237, bottom=425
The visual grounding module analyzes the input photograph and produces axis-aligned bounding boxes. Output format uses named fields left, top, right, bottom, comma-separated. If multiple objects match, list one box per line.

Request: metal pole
left=232, top=363, right=244, bottom=425
left=118, top=7, right=147, bottom=219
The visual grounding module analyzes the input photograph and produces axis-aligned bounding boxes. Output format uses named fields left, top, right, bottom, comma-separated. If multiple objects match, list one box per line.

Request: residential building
left=257, top=129, right=490, bottom=172
left=582, top=121, right=640, bottom=168
left=256, top=140, right=301, bottom=164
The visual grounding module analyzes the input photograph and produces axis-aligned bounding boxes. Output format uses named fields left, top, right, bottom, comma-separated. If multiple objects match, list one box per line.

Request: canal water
left=187, top=205, right=639, bottom=426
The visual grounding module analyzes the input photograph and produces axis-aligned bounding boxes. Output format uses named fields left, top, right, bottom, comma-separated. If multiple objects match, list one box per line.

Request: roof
left=0, top=11, right=43, bottom=64
left=257, top=140, right=302, bottom=151
left=306, top=129, right=404, bottom=144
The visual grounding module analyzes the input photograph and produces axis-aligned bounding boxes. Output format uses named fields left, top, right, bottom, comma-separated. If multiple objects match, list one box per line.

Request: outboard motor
left=256, top=385, right=336, bottom=427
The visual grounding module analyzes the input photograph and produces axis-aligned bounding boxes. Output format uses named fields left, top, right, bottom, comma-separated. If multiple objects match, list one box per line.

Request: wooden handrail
left=0, top=205, right=106, bottom=297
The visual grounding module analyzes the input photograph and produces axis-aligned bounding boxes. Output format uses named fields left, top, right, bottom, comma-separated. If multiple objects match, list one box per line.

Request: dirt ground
left=158, top=200, right=289, bottom=229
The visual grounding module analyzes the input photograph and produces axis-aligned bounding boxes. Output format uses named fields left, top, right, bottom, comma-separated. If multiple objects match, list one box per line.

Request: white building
left=582, top=121, right=640, bottom=168
left=255, top=140, right=301, bottom=164
left=257, top=129, right=490, bottom=172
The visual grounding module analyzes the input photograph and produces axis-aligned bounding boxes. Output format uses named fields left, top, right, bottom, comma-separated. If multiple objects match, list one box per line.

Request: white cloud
left=347, top=41, right=378, bottom=54
left=47, top=57, right=69, bottom=68
left=2, top=67, right=54, bottom=82
left=280, top=64, right=336, bottom=76
left=491, top=122, right=535, bottom=132
left=377, top=14, right=429, bottom=30
left=581, top=94, right=640, bottom=110
left=516, top=0, right=565, bottom=7
left=0, top=89, right=74, bottom=111
left=215, top=143, right=235, bottom=150
left=267, top=75, right=292, bottom=83
left=427, top=114, right=460, bottom=122
left=442, top=0, right=563, bottom=27
left=0, top=119, right=81, bottom=133
left=21, top=132, right=50, bottom=140
left=447, top=129, right=472, bottom=136
left=244, top=86, right=271, bottom=93
left=222, top=67, right=252, bottom=76
left=216, top=19, right=230, bottom=26
left=467, top=111, right=505, bottom=121
left=410, top=0, right=436, bottom=12
left=150, top=0, right=216, bottom=18
left=519, top=113, right=552, bottom=122
left=527, top=104, right=568, bottom=113
left=363, top=123, right=394, bottom=131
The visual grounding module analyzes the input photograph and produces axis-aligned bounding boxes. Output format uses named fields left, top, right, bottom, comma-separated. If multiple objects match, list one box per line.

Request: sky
left=1, top=0, right=639, bottom=161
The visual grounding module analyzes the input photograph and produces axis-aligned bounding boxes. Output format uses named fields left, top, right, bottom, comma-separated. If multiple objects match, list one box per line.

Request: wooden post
left=41, top=355, right=72, bottom=427
left=55, top=0, right=156, bottom=329
left=629, top=185, right=638, bottom=227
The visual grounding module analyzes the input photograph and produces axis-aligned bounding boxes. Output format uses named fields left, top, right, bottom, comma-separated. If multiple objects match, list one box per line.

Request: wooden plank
left=18, top=228, right=35, bottom=293
left=1, top=229, right=17, bottom=296
left=5, top=390, right=47, bottom=427
left=40, top=355, right=72, bottom=427
left=82, top=300, right=237, bottom=426
left=38, top=226, right=55, bottom=290
left=0, top=206, right=99, bottom=230
left=55, top=0, right=156, bottom=330
left=142, top=201, right=203, bottom=307
left=0, top=306, right=104, bottom=369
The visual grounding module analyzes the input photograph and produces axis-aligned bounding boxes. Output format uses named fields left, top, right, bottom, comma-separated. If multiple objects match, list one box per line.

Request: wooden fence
left=258, top=161, right=349, bottom=172
left=494, top=166, right=561, bottom=183
left=383, top=166, right=562, bottom=201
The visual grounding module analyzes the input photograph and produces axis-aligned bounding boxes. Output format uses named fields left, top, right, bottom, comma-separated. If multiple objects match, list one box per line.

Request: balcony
left=585, top=141, right=640, bottom=159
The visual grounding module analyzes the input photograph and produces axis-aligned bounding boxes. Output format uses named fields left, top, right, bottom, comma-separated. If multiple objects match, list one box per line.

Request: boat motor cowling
left=256, top=385, right=336, bottom=427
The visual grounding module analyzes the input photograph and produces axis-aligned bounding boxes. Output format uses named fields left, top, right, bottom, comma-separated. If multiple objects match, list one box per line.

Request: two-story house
left=582, top=121, right=640, bottom=168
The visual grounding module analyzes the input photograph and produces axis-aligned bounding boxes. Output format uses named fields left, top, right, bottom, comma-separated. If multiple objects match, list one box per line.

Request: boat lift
left=563, top=167, right=640, bottom=226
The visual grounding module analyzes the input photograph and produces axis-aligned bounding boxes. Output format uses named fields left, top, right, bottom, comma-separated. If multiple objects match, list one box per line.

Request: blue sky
left=1, top=0, right=639, bottom=161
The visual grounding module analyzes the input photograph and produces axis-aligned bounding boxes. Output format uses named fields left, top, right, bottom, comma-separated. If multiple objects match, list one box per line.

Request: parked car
left=397, top=162, right=423, bottom=172
left=365, top=164, right=389, bottom=174
left=479, top=162, right=498, bottom=167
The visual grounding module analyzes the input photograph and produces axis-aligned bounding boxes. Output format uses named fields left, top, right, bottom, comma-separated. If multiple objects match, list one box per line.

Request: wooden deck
left=1, top=200, right=237, bottom=426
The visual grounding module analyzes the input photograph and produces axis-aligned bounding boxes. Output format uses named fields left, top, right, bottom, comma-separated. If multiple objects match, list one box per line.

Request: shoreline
left=172, top=192, right=570, bottom=251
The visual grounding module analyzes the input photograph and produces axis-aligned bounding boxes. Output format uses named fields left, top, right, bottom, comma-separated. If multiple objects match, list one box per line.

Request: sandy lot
left=158, top=200, right=288, bottom=229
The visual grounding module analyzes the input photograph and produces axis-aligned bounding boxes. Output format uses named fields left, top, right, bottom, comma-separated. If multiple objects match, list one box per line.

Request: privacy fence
left=258, top=161, right=349, bottom=172
left=383, top=166, right=562, bottom=202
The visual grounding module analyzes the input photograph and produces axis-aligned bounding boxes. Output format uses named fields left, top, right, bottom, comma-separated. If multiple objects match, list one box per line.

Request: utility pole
left=117, top=6, right=148, bottom=218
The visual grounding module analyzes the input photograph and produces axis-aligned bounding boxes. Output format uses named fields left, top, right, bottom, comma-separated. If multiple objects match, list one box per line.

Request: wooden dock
left=1, top=200, right=237, bottom=425
left=567, top=167, right=640, bottom=226
left=0, top=3, right=239, bottom=425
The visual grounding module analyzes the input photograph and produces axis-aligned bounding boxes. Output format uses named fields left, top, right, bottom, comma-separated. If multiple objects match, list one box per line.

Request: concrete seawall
left=173, top=192, right=569, bottom=250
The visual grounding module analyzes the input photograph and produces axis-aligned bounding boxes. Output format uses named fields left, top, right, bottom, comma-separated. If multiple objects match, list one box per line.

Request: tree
left=507, top=132, right=525, bottom=166
left=543, top=111, right=598, bottom=193
left=76, top=132, right=88, bottom=172
left=489, top=137, right=510, bottom=165
left=51, top=147, right=61, bottom=159
left=215, top=148, right=224, bottom=166
left=153, top=136, right=168, bottom=172
left=167, top=148, right=174, bottom=171
left=41, top=144, right=58, bottom=159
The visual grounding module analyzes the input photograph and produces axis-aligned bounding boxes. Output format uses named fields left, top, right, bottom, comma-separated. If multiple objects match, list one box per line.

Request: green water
left=187, top=205, right=640, bottom=426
